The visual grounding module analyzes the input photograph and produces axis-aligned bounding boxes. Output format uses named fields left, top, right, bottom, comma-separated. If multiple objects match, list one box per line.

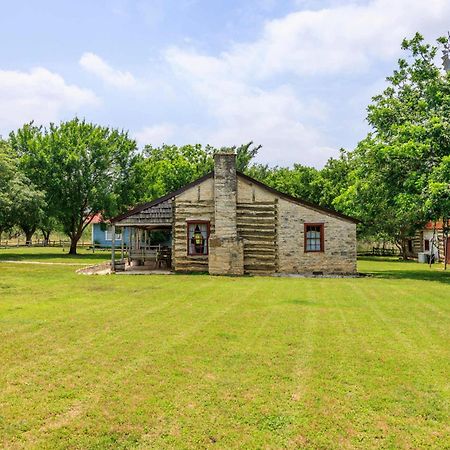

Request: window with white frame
left=104, top=227, right=122, bottom=241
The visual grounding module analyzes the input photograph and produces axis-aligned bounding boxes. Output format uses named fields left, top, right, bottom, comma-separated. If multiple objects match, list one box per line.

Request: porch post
left=111, top=224, right=116, bottom=271
left=121, top=227, right=125, bottom=262
left=128, top=227, right=133, bottom=264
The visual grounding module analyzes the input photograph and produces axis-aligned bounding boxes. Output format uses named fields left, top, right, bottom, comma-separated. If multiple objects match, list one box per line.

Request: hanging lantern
left=192, top=225, right=204, bottom=253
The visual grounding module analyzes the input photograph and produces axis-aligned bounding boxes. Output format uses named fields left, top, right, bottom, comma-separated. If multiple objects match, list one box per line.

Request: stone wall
left=208, top=237, right=244, bottom=275
left=277, top=198, right=357, bottom=274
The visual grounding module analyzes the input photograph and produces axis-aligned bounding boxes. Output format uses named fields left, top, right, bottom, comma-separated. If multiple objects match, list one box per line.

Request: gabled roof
left=111, top=171, right=360, bottom=224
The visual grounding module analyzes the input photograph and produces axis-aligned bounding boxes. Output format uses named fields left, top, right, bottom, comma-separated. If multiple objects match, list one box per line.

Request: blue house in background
left=91, top=215, right=131, bottom=248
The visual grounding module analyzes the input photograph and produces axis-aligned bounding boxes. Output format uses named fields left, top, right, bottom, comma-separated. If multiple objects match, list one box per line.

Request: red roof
left=424, top=221, right=444, bottom=230
left=89, top=213, right=104, bottom=224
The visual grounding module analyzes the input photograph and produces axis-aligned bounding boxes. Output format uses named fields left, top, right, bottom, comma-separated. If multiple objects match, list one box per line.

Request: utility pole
left=443, top=32, right=450, bottom=72
left=442, top=35, right=449, bottom=271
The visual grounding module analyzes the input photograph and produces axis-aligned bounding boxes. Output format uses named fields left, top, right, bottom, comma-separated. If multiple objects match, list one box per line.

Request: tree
left=336, top=33, right=450, bottom=257
left=235, top=142, right=262, bottom=172
left=0, top=141, right=16, bottom=235
left=9, top=123, right=55, bottom=245
left=0, top=139, right=45, bottom=244
left=39, top=216, right=59, bottom=246
left=313, top=149, right=352, bottom=209
left=13, top=182, right=46, bottom=245
left=12, top=119, right=140, bottom=254
left=425, top=156, right=450, bottom=268
left=334, top=136, right=425, bottom=258
left=137, top=142, right=261, bottom=201
left=138, top=144, right=214, bottom=200
left=247, top=163, right=321, bottom=204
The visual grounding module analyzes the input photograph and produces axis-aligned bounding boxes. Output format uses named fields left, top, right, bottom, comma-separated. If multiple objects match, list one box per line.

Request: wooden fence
left=0, top=239, right=92, bottom=249
left=357, top=247, right=400, bottom=257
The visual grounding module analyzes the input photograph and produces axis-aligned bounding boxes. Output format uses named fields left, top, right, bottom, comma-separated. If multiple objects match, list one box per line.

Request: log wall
left=173, top=178, right=215, bottom=272
left=237, top=202, right=277, bottom=275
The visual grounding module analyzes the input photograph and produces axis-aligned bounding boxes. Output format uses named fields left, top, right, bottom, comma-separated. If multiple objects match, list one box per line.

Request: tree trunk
left=42, top=229, right=51, bottom=246
left=396, top=239, right=408, bottom=260
left=69, top=237, right=78, bottom=255
left=25, top=231, right=34, bottom=246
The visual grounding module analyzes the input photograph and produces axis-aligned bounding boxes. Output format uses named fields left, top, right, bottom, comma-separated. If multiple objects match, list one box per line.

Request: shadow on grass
left=358, top=256, right=417, bottom=264
left=370, top=269, right=450, bottom=284
left=360, top=257, right=450, bottom=284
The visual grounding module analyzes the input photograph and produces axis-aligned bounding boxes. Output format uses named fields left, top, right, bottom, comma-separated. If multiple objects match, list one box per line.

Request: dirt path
left=0, top=260, right=93, bottom=266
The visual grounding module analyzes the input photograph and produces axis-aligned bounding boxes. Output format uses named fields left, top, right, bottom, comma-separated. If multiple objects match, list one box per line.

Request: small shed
left=90, top=214, right=131, bottom=249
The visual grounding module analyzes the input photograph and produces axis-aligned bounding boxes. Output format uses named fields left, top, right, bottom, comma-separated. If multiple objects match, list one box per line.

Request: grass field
left=0, top=246, right=111, bottom=265
left=0, top=250, right=449, bottom=449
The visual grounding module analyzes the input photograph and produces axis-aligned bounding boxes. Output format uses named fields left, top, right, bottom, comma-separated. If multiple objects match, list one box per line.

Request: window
left=424, top=239, right=430, bottom=251
left=104, top=227, right=122, bottom=241
left=187, top=221, right=209, bottom=255
left=304, top=223, right=324, bottom=252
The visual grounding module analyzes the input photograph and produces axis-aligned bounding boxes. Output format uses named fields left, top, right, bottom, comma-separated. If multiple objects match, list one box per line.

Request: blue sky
left=1, top=0, right=449, bottom=166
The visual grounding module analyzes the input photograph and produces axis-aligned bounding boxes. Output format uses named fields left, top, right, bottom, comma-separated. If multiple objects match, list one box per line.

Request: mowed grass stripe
left=0, top=253, right=449, bottom=448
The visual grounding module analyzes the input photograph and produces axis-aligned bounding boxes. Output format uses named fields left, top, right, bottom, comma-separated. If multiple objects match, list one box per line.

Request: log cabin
left=110, top=152, right=358, bottom=275
left=406, top=221, right=450, bottom=264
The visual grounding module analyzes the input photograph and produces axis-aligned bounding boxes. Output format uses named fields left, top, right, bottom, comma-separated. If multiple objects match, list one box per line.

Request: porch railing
left=129, top=244, right=162, bottom=261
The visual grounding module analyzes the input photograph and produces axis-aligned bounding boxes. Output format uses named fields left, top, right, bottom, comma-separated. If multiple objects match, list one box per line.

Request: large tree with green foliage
left=0, top=139, right=46, bottom=244
left=11, top=119, right=140, bottom=254
left=137, top=142, right=261, bottom=201
left=8, top=124, right=57, bottom=245
left=335, top=33, right=450, bottom=258
left=247, top=163, right=321, bottom=204
left=0, top=141, right=17, bottom=235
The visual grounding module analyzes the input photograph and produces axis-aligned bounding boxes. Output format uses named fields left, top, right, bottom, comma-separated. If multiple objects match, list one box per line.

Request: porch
left=112, top=226, right=172, bottom=272
left=110, top=197, right=174, bottom=272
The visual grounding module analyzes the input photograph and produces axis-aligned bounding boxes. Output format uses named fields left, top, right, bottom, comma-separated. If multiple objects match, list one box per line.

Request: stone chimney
left=208, top=152, right=244, bottom=275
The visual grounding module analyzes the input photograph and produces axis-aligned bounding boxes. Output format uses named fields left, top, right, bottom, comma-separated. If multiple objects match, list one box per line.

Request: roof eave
left=236, top=171, right=361, bottom=224
left=111, top=171, right=214, bottom=223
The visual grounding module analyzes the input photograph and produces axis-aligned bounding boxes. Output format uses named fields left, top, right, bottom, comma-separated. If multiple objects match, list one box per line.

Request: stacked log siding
left=237, top=202, right=277, bottom=275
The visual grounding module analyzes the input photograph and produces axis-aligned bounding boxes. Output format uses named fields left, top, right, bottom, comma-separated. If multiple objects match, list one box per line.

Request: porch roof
left=111, top=172, right=213, bottom=225
left=113, top=198, right=173, bottom=227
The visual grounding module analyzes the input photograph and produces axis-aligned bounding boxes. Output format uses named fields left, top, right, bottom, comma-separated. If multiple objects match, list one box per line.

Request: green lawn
left=0, top=251, right=449, bottom=449
left=0, top=246, right=111, bottom=265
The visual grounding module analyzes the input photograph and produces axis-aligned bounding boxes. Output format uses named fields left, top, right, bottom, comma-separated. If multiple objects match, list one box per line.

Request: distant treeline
left=1, top=33, right=449, bottom=256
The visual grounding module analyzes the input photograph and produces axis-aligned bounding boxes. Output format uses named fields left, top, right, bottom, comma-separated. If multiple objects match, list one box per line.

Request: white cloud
left=225, top=0, right=450, bottom=78
left=143, top=0, right=450, bottom=166
left=79, top=51, right=175, bottom=99
left=134, top=123, right=176, bottom=146
left=138, top=47, right=332, bottom=165
left=0, top=67, right=99, bottom=136
left=80, top=52, right=137, bottom=88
